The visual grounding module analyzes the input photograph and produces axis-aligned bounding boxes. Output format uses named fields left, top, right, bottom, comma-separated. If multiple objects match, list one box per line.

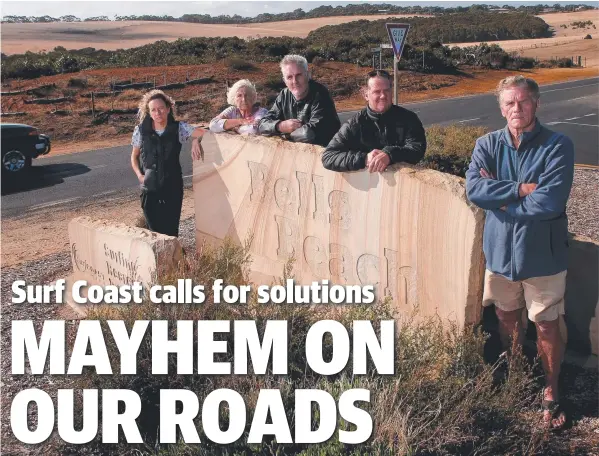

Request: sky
left=1, top=1, right=597, bottom=20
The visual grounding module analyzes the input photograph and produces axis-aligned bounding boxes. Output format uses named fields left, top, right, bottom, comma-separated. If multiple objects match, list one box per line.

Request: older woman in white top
left=209, top=79, right=268, bottom=135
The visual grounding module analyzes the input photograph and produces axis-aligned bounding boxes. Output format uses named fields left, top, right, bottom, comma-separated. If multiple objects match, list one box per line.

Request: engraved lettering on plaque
left=398, top=266, right=417, bottom=307
left=329, top=243, right=354, bottom=284
left=296, top=171, right=310, bottom=217
left=274, top=178, right=298, bottom=215
left=328, top=190, right=351, bottom=229
left=274, top=215, right=299, bottom=260
left=384, top=248, right=398, bottom=300
left=247, top=161, right=269, bottom=202
left=303, top=236, right=328, bottom=278
left=384, top=249, right=416, bottom=306
left=312, top=174, right=326, bottom=223
left=356, top=254, right=380, bottom=287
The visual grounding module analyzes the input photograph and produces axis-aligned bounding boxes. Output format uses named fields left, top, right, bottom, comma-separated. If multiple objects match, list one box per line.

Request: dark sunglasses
left=367, top=69, right=391, bottom=79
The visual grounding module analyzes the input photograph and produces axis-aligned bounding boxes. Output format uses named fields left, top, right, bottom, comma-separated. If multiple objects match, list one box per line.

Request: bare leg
left=536, top=319, right=566, bottom=429
left=495, top=307, right=524, bottom=352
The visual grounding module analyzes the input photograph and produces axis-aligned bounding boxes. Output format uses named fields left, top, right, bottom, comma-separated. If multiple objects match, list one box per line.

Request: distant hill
left=1, top=3, right=596, bottom=24
left=308, top=12, right=552, bottom=45
left=0, top=12, right=553, bottom=80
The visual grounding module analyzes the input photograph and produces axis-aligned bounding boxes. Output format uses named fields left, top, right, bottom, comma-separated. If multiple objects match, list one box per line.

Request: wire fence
left=0, top=71, right=228, bottom=118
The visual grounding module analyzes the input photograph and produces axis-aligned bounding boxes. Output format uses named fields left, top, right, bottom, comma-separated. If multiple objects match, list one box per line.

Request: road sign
left=385, top=23, right=410, bottom=60
left=385, top=23, right=410, bottom=106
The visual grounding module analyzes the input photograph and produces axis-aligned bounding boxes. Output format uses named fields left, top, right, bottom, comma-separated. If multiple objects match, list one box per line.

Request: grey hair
left=227, top=79, right=257, bottom=106
left=280, top=54, right=309, bottom=74
left=496, top=75, right=540, bottom=103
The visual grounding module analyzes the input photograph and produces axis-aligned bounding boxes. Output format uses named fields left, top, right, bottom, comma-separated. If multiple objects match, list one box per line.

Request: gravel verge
left=567, top=168, right=599, bottom=242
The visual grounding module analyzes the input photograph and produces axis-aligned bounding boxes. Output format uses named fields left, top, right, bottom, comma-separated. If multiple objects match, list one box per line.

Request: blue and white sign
left=385, top=23, right=410, bottom=60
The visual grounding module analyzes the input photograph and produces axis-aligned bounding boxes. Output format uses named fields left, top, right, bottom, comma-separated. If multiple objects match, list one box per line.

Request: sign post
left=385, top=23, right=410, bottom=105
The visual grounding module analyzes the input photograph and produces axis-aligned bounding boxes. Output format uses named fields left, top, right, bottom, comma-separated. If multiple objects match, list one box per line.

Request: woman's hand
left=191, top=138, right=204, bottom=161
left=137, top=173, right=145, bottom=185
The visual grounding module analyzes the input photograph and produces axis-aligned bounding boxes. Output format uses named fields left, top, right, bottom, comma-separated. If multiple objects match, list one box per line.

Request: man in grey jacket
left=258, top=55, right=340, bottom=147
left=466, top=75, right=574, bottom=431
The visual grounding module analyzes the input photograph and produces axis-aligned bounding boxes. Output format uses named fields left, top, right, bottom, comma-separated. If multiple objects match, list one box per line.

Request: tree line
left=1, top=3, right=596, bottom=24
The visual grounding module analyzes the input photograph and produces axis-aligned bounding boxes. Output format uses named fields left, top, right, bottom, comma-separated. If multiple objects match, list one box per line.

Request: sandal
left=541, top=399, right=567, bottom=431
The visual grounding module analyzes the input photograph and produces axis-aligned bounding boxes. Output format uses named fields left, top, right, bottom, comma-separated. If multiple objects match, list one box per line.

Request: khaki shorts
left=482, top=269, right=567, bottom=322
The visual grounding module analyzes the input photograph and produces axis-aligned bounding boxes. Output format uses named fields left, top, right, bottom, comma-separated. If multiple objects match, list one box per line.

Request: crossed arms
left=465, top=136, right=574, bottom=221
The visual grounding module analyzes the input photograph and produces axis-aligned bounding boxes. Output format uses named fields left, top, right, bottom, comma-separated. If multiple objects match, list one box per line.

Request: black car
left=1, top=123, right=51, bottom=175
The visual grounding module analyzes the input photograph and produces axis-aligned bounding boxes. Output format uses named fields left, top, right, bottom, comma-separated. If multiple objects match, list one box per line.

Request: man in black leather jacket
left=322, top=70, right=426, bottom=173
left=258, top=54, right=340, bottom=147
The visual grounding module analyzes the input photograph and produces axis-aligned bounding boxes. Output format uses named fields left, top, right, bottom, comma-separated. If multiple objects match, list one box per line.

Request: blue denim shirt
left=466, top=120, right=574, bottom=281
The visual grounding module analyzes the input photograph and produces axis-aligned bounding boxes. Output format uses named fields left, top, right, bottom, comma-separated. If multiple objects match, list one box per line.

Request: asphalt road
left=2, top=77, right=597, bottom=217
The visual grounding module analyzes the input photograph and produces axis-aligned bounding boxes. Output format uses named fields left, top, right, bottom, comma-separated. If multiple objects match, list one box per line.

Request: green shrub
left=67, top=77, right=87, bottom=88
left=311, top=56, right=326, bottom=66
left=422, top=124, right=487, bottom=177
left=225, top=57, right=257, bottom=71
left=260, top=73, right=285, bottom=91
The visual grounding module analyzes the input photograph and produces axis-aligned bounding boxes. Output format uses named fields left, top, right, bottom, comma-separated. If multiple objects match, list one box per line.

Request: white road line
left=95, top=189, right=120, bottom=197
left=547, top=121, right=598, bottom=127
left=456, top=117, right=480, bottom=123
left=394, top=80, right=599, bottom=108
left=566, top=95, right=597, bottom=102
left=28, top=197, right=81, bottom=210
left=89, top=164, right=107, bottom=170
left=563, top=112, right=597, bottom=121
left=541, top=82, right=599, bottom=94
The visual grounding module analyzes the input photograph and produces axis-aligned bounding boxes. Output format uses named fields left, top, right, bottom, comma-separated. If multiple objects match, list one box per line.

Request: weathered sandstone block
left=194, top=133, right=486, bottom=326
left=68, top=216, right=183, bottom=289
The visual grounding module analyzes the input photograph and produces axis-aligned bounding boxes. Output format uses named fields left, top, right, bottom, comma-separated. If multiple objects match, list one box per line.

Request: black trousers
left=140, top=183, right=184, bottom=237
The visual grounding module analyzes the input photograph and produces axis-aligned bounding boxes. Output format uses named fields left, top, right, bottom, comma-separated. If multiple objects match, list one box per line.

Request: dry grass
left=421, top=124, right=489, bottom=177
left=55, top=239, right=545, bottom=456
left=447, top=10, right=599, bottom=69
left=538, top=10, right=599, bottom=37
left=0, top=15, right=431, bottom=54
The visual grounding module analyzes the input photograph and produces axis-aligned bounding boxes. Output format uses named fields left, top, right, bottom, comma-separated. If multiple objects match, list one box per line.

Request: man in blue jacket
left=466, top=75, right=574, bottom=431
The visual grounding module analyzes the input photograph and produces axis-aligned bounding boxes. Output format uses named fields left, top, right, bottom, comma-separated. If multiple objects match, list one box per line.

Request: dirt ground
left=0, top=14, right=430, bottom=54
left=1, top=187, right=197, bottom=268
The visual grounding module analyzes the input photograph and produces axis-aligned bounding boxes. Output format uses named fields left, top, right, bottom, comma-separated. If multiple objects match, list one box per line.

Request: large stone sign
left=565, top=235, right=598, bottom=355
left=64, top=217, right=183, bottom=315
left=193, top=133, right=486, bottom=327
